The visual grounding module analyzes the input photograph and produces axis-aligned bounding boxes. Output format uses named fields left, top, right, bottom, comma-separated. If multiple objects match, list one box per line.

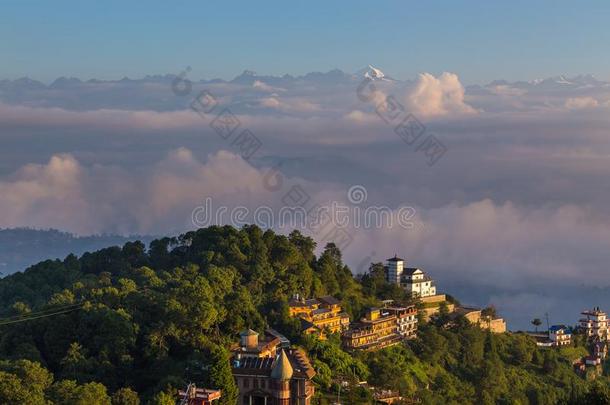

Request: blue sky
left=2, top=0, right=610, bottom=83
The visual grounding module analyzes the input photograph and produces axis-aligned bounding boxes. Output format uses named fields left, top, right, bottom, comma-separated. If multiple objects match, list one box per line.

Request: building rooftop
left=240, top=328, right=259, bottom=337
left=288, top=298, right=319, bottom=307
left=318, top=295, right=340, bottom=306
left=387, top=255, right=404, bottom=262
left=233, top=349, right=315, bottom=380
left=266, top=328, right=291, bottom=348
left=271, top=350, right=294, bottom=380
left=549, top=325, right=570, bottom=333
left=581, top=307, right=606, bottom=316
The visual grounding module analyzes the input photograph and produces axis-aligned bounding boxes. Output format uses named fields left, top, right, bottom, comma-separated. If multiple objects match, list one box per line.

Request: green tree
left=531, top=318, right=542, bottom=332
left=111, top=387, right=140, bottom=405
left=206, top=346, right=238, bottom=405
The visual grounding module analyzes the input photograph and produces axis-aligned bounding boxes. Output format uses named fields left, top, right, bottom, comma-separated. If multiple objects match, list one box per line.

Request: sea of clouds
left=1, top=69, right=610, bottom=329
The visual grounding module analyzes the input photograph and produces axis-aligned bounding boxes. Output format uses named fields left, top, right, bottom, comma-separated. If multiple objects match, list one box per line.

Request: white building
left=385, top=256, right=437, bottom=298
left=403, top=268, right=436, bottom=298
left=386, top=256, right=404, bottom=284
left=549, top=325, right=571, bottom=346
left=385, top=306, right=418, bottom=339
left=579, top=307, right=608, bottom=341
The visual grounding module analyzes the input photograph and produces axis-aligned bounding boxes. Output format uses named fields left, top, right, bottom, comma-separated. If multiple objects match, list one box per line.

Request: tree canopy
left=0, top=225, right=607, bottom=404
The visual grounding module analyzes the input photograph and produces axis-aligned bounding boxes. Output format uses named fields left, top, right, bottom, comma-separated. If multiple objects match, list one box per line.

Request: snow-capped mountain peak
left=364, top=65, right=385, bottom=80
left=357, top=65, right=392, bottom=81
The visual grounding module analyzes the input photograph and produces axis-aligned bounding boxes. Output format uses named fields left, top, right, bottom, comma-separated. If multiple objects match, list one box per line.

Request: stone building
left=452, top=307, right=507, bottom=333
left=231, top=329, right=316, bottom=405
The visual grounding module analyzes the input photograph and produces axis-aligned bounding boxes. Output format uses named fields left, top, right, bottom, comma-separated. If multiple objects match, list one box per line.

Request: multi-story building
left=385, top=306, right=418, bottom=339
left=386, top=256, right=404, bottom=284
left=549, top=325, right=571, bottom=346
left=231, top=330, right=316, bottom=405
left=579, top=307, right=608, bottom=341
left=385, top=256, right=436, bottom=298
left=288, top=295, right=350, bottom=338
left=402, top=267, right=437, bottom=298
left=342, top=308, right=404, bottom=351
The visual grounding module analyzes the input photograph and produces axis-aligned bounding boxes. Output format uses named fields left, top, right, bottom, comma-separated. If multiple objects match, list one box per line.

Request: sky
left=2, top=0, right=610, bottom=83
left=1, top=1, right=610, bottom=330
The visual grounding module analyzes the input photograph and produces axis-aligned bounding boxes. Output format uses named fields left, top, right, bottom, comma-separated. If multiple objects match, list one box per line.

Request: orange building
left=342, top=308, right=403, bottom=351
left=288, top=295, right=350, bottom=338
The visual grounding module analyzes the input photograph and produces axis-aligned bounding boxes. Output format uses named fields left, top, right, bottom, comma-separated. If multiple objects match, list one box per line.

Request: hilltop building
left=386, top=256, right=436, bottom=298
left=178, top=384, right=221, bottom=405
left=579, top=307, right=608, bottom=341
left=549, top=325, right=572, bottom=346
left=386, top=256, right=404, bottom=285
left=288, top=295, right=350, bottom=338
left=385, top=255, right=454, bottom=321
left=342, top=306, right=417, bottom=351
left=231, top=330, right=316, bottom=405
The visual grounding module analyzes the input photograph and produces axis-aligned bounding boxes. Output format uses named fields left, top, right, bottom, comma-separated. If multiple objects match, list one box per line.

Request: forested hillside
left=0, top=225, right=608, bottom=404
left=0, top=228, right=153, bottom=276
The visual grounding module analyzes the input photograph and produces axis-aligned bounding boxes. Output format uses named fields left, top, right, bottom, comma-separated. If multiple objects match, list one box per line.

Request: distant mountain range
left=0, top=228, right=154, bottom=276
left=1, top=67, right=605, bottom=90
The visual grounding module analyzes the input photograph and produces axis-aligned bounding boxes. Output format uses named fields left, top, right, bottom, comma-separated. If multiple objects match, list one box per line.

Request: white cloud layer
left=2, top=70, right=610, bottom=328
left=406, top=72, right=477, bottom=117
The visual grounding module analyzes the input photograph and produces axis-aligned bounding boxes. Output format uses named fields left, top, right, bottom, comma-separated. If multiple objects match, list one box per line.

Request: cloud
left=489, top=85, right=527, bottom=97
left=0, top=102, right=202, bottom=132
left=343, top=198, right=610, bottom=289
left=3, top=148, right=610, bottom=292
left=257, top=96, right=320, bottom=113
left=0, top=149, right=280, bottom=234
left=252, top=80, right=285, bottom=93
left=3, top=71, right=610, bottom=328
left=565, top=96, right=599, bottom=110
left=406, top=72, right=477, bottom=117
left=343, top=109, right=376, bottom=123
left=259, top=97, right=282, bottom=109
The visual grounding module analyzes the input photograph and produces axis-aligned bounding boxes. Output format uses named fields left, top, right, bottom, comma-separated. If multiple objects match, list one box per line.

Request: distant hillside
left=0, top=228, right=154, bottom=276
